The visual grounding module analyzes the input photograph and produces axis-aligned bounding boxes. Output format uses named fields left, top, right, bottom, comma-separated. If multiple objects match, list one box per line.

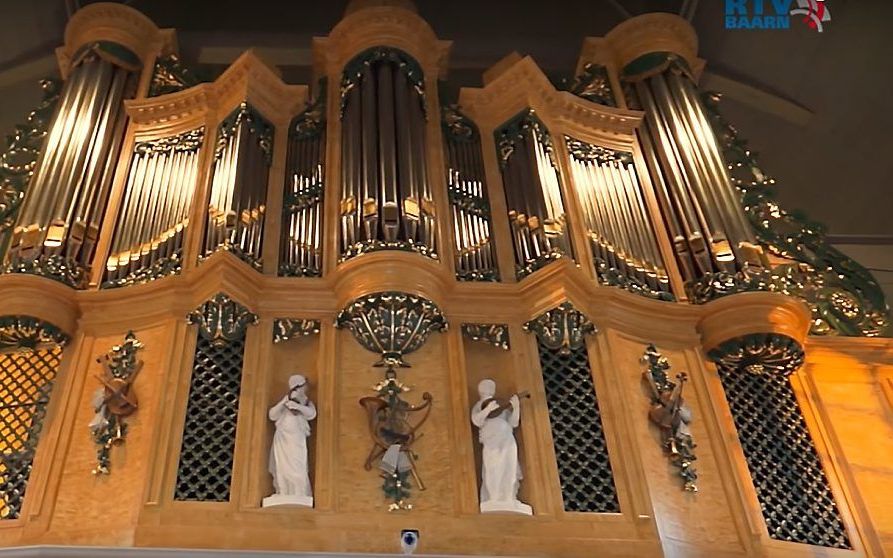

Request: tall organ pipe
left=442, top=105, right=498, bottom=281
left=280, top=81, right=326, bottom=277
left=7, top=42, right=139, bottom=288
left=102, top=128, right=204, bottom=288
left=339, top=47, right=436, bottom=261
left=625, top=57, right=764, bottom=290
left=495, top=110, right=572, bottom=280
left=565, top=137, right=673, bottom=301
left=202, top=103, right=274, bottom=270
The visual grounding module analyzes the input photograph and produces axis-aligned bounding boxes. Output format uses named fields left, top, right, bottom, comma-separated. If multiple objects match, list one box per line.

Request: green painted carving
left=707, top=333, right=804, bottom=377
left=523, top=302, right=596, bottom=355
left=187, top=293, right=258, bottom=346
left=0, top=79, right=62, bottom=258
left=0, top=316, right=69, bottom=353
left=701, top=92, right=890, bottom=337
left=565, top=63, right=617, bottom=107
left=215, top=102, right=274, bottom=164
left=148, top=53, right=200, bottom=97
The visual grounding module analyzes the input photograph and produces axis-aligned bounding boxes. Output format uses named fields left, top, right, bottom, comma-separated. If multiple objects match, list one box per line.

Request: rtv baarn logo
left=725, top=0, right=831, bottom=32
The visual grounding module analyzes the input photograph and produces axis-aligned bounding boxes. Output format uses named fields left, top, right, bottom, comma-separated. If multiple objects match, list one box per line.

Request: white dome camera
left=400, top=529, right=419, bottom=555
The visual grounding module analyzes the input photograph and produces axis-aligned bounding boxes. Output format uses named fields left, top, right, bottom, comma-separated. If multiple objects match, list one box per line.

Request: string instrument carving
left=480, top=390, right=530, bottom=419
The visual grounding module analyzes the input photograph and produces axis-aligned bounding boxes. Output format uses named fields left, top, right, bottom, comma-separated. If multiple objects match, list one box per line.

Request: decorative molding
left=0, top=79, right=61, bottom=250
left=272, top=319, right=321, bottom=343
left=186, top=293, right=258, bottom=346
left=335, top=291, right=448, bottom=368
left=523, top=302, right=596, bottom=355
left=148, top=53, right=200, bottom=97
left=702, top=93, right=890, bottom=337
left=600, top=13, right=702, bottom=80
left=90, top=332, right=144, bottom=475
left=707, top=333, right=805, bottom=378
left=0, top=316, right=69, bottom=353
left=641, top=344, right=697, bottom=491
left=461, top=323, right=510, bottom=351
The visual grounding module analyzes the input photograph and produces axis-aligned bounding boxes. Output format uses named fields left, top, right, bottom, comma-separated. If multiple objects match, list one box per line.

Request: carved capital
left=187, top=293, right=258, bottom=345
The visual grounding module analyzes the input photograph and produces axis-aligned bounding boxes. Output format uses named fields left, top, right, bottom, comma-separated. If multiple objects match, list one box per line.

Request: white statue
left=263, top=374, right=316, bottom=508
left=471, top=379, right=532, bottom=515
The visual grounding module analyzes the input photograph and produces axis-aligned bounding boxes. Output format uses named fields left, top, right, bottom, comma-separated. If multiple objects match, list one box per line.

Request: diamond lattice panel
left=538, top=343, right=619, bottom=512
left=718, top=367, right=851, bottom=548
left=0, top=346, right=62, bottom=519
left=174, top=336, right=245, bottom=501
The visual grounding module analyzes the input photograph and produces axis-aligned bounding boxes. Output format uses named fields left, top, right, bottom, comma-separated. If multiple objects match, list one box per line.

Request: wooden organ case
left=0, top=2, right=890, bottom=557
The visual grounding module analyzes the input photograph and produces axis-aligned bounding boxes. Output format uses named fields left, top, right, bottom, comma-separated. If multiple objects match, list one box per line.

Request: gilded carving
left=523, top=302, right=596, bottom=355
left=0, top=316, right=69, bottom=353
left=187, top=293, right=259, bottom=346
left=148, top=53, right=200, bottom=97
left=461, top=324, right=510, bottom=351
left=273, top=319, right=321, bottom=343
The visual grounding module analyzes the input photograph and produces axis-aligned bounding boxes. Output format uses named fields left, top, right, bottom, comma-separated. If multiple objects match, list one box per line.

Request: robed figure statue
left=263, top=374, right=316, bottom=508
left=471, top=379, right=533, bottom=515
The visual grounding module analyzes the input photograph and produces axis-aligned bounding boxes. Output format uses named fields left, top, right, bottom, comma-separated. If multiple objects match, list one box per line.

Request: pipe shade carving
left=6, top=42, right=140, bottom=288
left=565, top=63, right=616, bottom=107
left=102, top=128, right=204, bottom=288
left=273, top=319, right=321, bottom=343
left=335, top=291, right=447, bottom=368
left=339, top=48, right=437, bottom=262
left=442, top=105, right=497, bottom=282
left=0, top=316, right=70, bottom=354
left=461, top=323, right=510, bottom=351
left=280, top=82, right=326, bottom=277
left=524, top=302, right=596, bottom=355
left=186, top=293, right=259, bottom=346
left=496, top=110, right=573, bottom=280
left=203, top=103, right=274, bottom=269
left=566, top=137, right=673, bottom=301
left=147, top=53, right=200, bottom=97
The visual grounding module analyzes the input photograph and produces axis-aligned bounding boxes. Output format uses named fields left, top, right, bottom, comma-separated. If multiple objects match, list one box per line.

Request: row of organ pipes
left=2, top=42, right=764, bottom=303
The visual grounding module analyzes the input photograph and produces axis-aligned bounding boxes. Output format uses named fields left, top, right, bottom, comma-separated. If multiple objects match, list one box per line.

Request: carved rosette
left=187, top=293, right=258, bottom=346
left=335, top=291, right=447, bottom=368
left=641, top=344, right=697, bottom=491
left=0, top=316, right=69, bottom=353
left=461, top=323, right=510, bottom=351
left=273, top=319, right=321, bottom=343
left=91, top=332, right=144, bottom=475
left=523, top=302, right=596, bottom=355
left=707, top=333, right=804, bottom=377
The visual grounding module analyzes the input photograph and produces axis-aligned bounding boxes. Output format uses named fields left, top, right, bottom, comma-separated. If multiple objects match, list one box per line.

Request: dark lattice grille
left=174, top=336, right=245, bottom=501
left=0, top=346, right=62, bottom=519
left=718, top=367, right=851, bottom=548
left=538, top=343, right=619, bottom=512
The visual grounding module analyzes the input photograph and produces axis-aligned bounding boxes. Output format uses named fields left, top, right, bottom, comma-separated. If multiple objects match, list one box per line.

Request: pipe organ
left=6, top=42, right=139, bottom=288
left=339, top=48, right=437, bottom=262
left=0, top=4, right=889, bottom=558
left=496, top=110, right=573, bottom=279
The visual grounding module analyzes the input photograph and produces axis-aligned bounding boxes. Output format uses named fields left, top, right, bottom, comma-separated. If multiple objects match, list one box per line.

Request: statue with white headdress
left=263, top=374, right=316, bottom=508
left=471, top=378, right=532, bottom=515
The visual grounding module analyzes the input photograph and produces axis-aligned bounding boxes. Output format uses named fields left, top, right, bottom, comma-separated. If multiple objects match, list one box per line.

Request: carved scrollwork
left=215, top=102, right=274, bottom=164
left=701, top=92, right=890, bottom=337
left=707, top=333, right=804, bottom=377
left=187, top=293, right=258, bottom=346
left=641, top=344, right=697, bottom=491
left=340, top=47, right=426, bottom=118
left=496, top=109, right=555, bottom=169
left=523, top=302, right=596, bottom=355
left=90, top=331, right=144, bottom=475
left=461, top=323, right=510, bottom=351
left=441, top=104, right=477, bottom=142
left=335, top=291, right=447, bottom=368
left=565, top=63, right=616, bottom=107
left=147, top=53, right=200, bottom=97
left=565, top=139, right=631, bottom=165
left=0, top=316, right=69, bottom=353
left=273, top=319, right=321, bottom=343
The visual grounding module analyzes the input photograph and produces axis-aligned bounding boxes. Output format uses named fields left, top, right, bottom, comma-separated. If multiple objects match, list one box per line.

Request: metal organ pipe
left=566, top=137, right=674, bottom=301
left=280, top=82, right=326, bottom=277
left=625, top=58, right=764, bottom=291
left=102, top=128, right=204, bottom=288
left=442, top=105, right=498, bottom=281
left=7, top=43, right=139, bottom=288
left=339, top=48, right=436, bottom=261
left=496, top=110, right=572, bottom=280
left=202, top=103, right=274, bottom=270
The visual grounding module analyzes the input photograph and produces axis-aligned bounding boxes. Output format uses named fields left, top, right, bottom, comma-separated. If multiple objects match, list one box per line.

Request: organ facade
left=0, top=2, right=890, bottom=557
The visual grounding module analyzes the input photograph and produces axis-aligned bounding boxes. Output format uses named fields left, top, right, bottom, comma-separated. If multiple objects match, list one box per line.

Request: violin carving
left=480, top=390, right=530, bottom=419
